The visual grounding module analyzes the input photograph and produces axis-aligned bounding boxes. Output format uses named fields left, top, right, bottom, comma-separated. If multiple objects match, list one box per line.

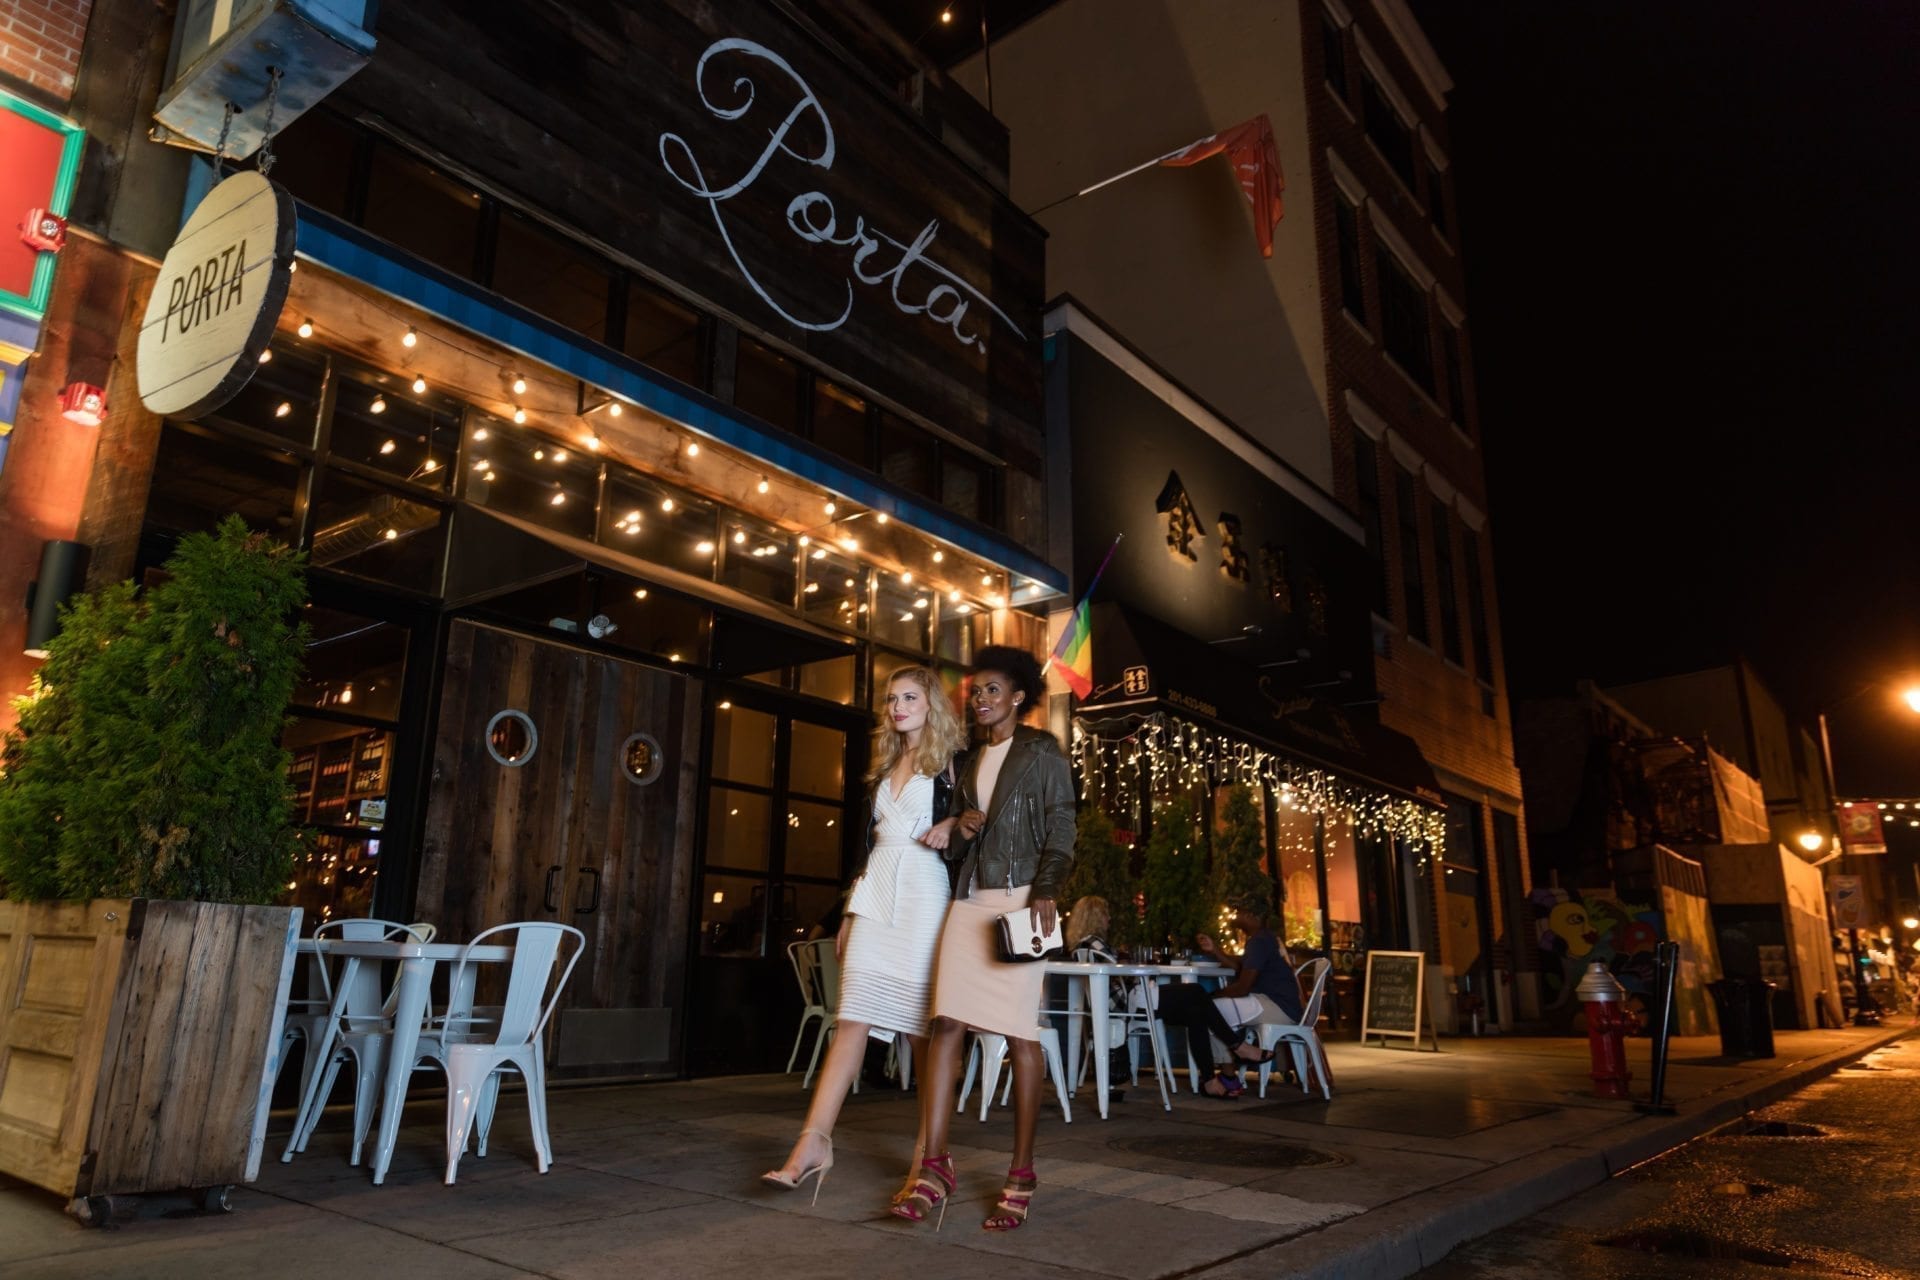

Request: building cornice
left=1369, top=0, right=1455, bottom=108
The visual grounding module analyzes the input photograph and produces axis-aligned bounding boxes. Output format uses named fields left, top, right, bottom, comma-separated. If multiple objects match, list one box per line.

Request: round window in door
left=485, top=709, right=538, bottom=766
left=622, top=731, right=665, bottom=785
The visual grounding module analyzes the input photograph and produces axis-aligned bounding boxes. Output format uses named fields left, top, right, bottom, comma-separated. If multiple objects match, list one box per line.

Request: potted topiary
left=0, top=516, right=308, bottom=1223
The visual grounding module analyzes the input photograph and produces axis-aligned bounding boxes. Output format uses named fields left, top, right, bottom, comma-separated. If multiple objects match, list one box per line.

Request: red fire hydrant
left=1576, top=961, right=1635, bottom=1100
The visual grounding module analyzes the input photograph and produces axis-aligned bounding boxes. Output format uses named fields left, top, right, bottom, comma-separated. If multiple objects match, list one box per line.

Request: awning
left=1077, top=603, right=1443, bottom=806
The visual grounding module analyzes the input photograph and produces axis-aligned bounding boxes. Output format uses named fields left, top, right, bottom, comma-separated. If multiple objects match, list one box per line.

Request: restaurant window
left=491, top=211, right=614, bottom=344
left=719, top=510, right=796, bottom=607
left=1321, top=11, right=1349, bottom=101
left=1441, top=322, right=1467, bottom=428
left=1426, top=159, right=1449, bottom=238
left=284, top=719, right=394, bottom=927
left=936, top=600, right=988, bottom=666
left=735, top=336, right=802, bottom=435
left=1431, top=498, right=1462, bottom=664
left=592, top=579, right=708, bottom=667
left=1376, top=248, right=1434, bottom=392
left=1462, top=528, right=1493, bottom=684
left=1394, top=464, right=1427, bottom=642
left=1362, top=71, right=1417, bottom=192
left=624, top=279, right=704, bottom=389
left=877, top=410, right=936, bottom=499
left=214, top=342, right=326, bottom=449
left=145, top=423, right=302, bottom=542
left=466, top=417, right=600, bottom=542
left=1335, top=193, right=1366, bottom=324
left=361, top=141, right=483, bottom=279
left=942, top=448, right=994, bottom=525
left=811, top=378, right=871, bottom=468
left=1353, top=433, right=1387, bottom=615
left=802, top=548, right=866, bottom=633
left=1274, top=801, right=1322, bottom=951
left=295, top=605, right=407, bottom=722
left=599, top=469, right=718, bottom=580
left=328, top=371, right=458, bottom=492
left=308, top=471, right=447, bottom=593
left=1323, top=819, right=1362, bottom=973
left=872, top=572, right=933, bottom=654
left=263, top=108, right=360, bottom=221
left=796, top=653, right=858, bottom=705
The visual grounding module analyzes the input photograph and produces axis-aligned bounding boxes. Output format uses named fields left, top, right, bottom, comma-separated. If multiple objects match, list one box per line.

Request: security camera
left=587, top=614, right=618, bottom=639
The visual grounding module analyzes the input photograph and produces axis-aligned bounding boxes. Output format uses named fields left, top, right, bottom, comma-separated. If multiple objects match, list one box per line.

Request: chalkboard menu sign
left=1360, top=950, right=1439, bottom=1051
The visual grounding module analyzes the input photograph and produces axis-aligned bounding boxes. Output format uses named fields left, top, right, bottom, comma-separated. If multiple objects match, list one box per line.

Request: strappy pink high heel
left=889, top=1152, right=956, bottom=1229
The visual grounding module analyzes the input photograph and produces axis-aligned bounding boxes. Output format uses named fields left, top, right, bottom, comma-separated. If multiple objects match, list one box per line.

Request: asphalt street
left=1418, top=1034, right=1920, bottom=1279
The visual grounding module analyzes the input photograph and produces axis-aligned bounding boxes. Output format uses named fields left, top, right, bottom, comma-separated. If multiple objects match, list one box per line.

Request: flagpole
left=1027, top=144, right=1210, bottom=217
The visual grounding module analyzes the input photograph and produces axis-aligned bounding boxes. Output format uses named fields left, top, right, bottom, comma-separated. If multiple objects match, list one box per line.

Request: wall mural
left=1529, top=886, right=1662, bottom=1017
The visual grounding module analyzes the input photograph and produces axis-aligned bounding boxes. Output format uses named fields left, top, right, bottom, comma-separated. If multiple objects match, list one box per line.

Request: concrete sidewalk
left=2, top=1023, right=1909, bottom=1280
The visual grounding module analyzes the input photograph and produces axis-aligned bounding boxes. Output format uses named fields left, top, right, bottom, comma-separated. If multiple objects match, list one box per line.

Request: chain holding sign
left=136, top=170, right=295, bottom=419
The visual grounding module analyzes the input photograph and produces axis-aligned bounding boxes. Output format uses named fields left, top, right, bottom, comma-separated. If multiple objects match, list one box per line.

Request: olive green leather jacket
left=948, top=725, right=1077, bottom=903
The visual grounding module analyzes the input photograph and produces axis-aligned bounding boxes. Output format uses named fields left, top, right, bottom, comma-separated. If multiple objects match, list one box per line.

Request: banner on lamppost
left=1831, top=875, right=1864, bottom=928
left=1838, top=802, right=1887, bottom=854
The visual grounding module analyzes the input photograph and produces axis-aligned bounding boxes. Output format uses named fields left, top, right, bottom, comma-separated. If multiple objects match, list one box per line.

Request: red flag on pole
left=1159, top=115, right=1286, bottom=257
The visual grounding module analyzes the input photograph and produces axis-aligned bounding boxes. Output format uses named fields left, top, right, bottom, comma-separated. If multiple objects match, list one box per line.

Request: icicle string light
left=1070, top=712, right=1447, bottom=869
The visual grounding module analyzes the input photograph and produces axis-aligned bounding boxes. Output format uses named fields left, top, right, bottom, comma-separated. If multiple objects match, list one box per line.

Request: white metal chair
left=957, top=1028, right=1072, bottom=1122
left=283, top=919, right=433, bottom=1164
left=1255, top=958, right=1334, bottom=1099
left=784, top=939, right=838, bottom=1086
left=417, top=921, right=585, bottom=1185
left=1113, top=976, right=1178, bottom=1108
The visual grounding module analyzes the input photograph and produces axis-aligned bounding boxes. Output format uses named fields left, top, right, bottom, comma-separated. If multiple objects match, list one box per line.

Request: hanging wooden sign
left=136, top=169, right=296, bottom=418
left=1359, top=949, right=1440, bottom=1051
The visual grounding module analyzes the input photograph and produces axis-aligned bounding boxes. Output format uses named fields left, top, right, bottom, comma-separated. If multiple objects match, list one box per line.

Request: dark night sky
left=928, top=2, right=1920, bottom=794
left=1408, top=1, right=1920, bottom=793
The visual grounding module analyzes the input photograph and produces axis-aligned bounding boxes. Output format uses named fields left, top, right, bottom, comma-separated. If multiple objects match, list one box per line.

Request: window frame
left=1393, top=463, right=1427, bottom=643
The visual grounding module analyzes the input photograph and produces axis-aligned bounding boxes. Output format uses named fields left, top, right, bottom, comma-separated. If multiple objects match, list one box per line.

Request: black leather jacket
left=948, top=726, right=1076, bottom=903
left=849, top=760, right=958, bottom=883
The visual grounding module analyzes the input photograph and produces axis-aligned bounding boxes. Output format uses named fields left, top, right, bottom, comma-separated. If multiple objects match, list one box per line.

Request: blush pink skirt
left=930, top=884, right=1047, bottom=1042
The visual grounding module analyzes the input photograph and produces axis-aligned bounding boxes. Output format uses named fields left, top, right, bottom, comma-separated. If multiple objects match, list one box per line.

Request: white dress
left=840, top=773, right=948, bottom=1038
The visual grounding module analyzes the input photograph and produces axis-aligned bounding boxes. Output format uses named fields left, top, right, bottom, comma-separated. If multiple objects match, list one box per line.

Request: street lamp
left=1904, top=687, right=1920, bottom=715
left=1796, top=831, right=1826, bottom=853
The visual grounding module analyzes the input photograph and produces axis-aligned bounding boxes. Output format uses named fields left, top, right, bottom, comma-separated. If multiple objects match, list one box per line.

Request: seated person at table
left=1156, top=905, right=1304, bottom=1098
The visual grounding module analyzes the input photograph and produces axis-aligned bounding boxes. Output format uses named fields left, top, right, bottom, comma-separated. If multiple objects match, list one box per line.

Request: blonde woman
left=762, top=665, right=968, bottom=1202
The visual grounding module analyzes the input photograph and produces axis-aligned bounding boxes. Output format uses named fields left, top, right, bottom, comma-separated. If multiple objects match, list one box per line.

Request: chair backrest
left=310, top=918, right=432, bottom=1027
left=795, top=938, right=840, bottom=1008
left=450, top=922, right=585, bottom=1048
left=786, top=940, right=823, bottom=1008
left=1297, top=958, right=1333, bottom=1027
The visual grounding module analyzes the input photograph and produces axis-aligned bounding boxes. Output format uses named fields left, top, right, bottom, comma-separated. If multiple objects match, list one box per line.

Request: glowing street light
left=1796, top=831, right=1826, bottom=853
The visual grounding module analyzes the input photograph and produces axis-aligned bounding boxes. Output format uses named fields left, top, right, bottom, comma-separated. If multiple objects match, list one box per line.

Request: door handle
left=544, top=865, right=562, bottom=912
left=574, top=868, right=601, bottom=914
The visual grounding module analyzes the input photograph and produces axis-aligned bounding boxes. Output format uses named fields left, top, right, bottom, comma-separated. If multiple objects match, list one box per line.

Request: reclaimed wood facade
left=414, top=622, right=701, bottom=1076
left=0, top=899, right=299, bottom=1199
left=327, top=0, right=1046, bottom=480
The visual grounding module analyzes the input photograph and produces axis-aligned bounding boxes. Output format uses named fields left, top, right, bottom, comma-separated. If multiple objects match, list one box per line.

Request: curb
left=1190, top=1024, right=1912, bottom=1280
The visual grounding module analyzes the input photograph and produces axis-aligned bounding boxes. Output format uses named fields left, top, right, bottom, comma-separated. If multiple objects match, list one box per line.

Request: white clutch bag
left=995, top=906, right=1065, bottom=963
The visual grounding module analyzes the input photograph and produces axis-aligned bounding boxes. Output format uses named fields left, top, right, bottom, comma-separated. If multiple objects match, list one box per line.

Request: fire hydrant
left=1576, top=961, right=1635, bottom=1100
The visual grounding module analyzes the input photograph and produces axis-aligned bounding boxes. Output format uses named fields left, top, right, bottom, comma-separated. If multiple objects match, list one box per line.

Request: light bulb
left=958, top=603, right=973, bottom=614
left=511, top=375, right=527, bottom=395
left=914, top=598, right=929, bottom=609
left=686, top=441, right=700, bottom=457
left=981, top=574, right=992, bottom=585
left=553, top=449, right=568, bottom=462
left=941, top=7, right=953, bottom=23
left=932, top=550, right=944, bottom=563
left=274, top=401, right=292, bottom=417
left=757, top=477, right=770, bottom=494
left=402, top=327, right=417, bottom=348
left=608, top=401, right=622, bottom=417
left=584, top=435, right=601, bottom=451
left=804, top=582, right=819, bottom=594
left=876, top=512, right=890, bottom=524
left=901, top=572, right=913, bottom=584
left=412, top=376, right=427, bottom=393
left=798, top=535, right=811, bottom=547
left=550, top=491, right=567, bottom=506
left=824, top=500, right=837, bottom=516
left=370, top=395, right=387, bottom=414
left=533, top=449, right=545, bottom=460
left=513, top=408, right=527, bottom=424
left=383, top=528, right=398, bottom=541
left=811, top=549, right=826, bottom=560
left=257, top=348, right=273, bottom=364
left=625, top=510, right=642, bottom=524
left=841, top=537, right=858, bottom=551
left=733, top=530, right=747, bottom=544
left=378, top=439, right=396, bottom=455
left=948, top=590, right=961, bottom=602
left=696, top=540, right=715, bottom=554
left=422, top=459, right=439, bottom=473
left=661, top=498, right=675, bottom=512
left=297, top=318, right=314, bottom=338
left=633, top=588, right=649, bottom=600
left=473, top=459, right=491, bottom=471
left=472, top=427, right=489, bottom=441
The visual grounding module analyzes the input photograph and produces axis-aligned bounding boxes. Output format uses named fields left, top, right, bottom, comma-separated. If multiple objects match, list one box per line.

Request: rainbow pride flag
left=1050, top=536, right=1121, bottom=699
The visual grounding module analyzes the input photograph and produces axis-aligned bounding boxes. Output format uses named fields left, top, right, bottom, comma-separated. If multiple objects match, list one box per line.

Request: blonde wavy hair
left=866, top=665, right=968, bottom=784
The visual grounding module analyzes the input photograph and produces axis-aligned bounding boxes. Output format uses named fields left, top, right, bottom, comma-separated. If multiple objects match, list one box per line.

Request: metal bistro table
left=284, top=938, right=515, bottom=1184
left=1043, top=960, right=1237, bottom=1119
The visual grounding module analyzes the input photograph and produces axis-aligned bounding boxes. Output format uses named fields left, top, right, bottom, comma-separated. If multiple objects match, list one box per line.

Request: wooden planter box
left=0, top=898, right=299, bottom=1212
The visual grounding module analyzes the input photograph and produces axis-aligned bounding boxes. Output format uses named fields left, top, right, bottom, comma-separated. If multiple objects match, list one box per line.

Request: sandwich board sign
left=1360, top=949, right=1440, bottom=1051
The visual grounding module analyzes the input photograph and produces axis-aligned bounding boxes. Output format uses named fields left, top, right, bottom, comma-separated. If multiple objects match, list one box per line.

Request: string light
left=411, top=376, right=427, bottom=393
left=297, top=318, right=314, bottom=338
left=369, top=395, right=387, bottom=414
left=550, top=491, right=567, bottom=506
left=378, top=439, right=396, bottom=455
left=402, top=327, right=417, bottom=348
left=876, top=512, right=890, bottom=524
left=686, top=440, right=700, bottom=457
left=758, top=477, right=771, bottom=494
left=901, top=571, right=913, bottom=584
left=472, top=427, right=489, bottom=441
left=513, top=408, right=527, bottom=424
left=634, top=588, right=649, bottom=600
left=798, top=535, right=812, bottom=547
left=608, top=401, right=622, bottom=417
left=511, top=375, right=528, bottom=395
left=383, top=528, right=398, bottom=540
left=274, top=402, right=292, bottom=417
left=824, top=500, right=837, bottom=516
left=932, top=550, right=945, bottom=563
left=257, top=348, right=273, bottom=364
left=584, top=434, right=601, bottom=451
left=661, top=497, right=676, bottom=512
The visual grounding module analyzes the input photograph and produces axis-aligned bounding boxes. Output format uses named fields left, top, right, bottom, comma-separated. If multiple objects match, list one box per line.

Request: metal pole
left=1636, top=940, right=1679, bottom=1114
left=1820, top=712, right=1881, bottom=1024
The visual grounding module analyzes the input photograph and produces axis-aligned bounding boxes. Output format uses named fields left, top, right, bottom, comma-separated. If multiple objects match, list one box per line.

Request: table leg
left=1090, top=976, right=1110, bottom=1120
left=370, top=958, right=432, bottom=1185
left=283, top=956, right=356, bottom=1163
left=1065, top=977, right=1084, bottom=1095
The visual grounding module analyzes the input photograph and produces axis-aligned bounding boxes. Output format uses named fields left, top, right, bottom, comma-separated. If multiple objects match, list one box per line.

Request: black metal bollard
left=1636, top=940, right=1680, bottom=1115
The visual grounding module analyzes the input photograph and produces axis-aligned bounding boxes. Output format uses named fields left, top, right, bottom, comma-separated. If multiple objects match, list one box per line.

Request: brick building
left=962, top=0, right=1535, bottom=1027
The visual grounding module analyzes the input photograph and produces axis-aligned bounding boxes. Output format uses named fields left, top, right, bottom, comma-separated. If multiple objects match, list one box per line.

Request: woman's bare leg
left=1007, top=1037, right=1044, bottom=1171
left=891, top=1032, right=932, bottom=1199
left=768, top=1018, right=871, bottom=1179
left=916, top=1016, right=968, bottom=1163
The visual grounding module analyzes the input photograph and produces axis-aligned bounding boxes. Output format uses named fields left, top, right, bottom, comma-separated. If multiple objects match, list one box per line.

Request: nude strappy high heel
left=761, top=1129, right=834, bottom=1206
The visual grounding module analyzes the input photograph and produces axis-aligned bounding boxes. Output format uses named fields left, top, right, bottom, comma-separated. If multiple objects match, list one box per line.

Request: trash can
left=1707, top=977, right=1777, bottom=1058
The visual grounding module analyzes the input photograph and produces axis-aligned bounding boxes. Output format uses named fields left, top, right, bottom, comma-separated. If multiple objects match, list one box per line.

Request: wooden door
left=416, top=622, right=699, bottom=1076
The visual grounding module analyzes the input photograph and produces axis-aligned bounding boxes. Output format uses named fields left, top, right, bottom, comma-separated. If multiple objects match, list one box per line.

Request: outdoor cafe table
left=284, top=937, right=515, bottom=1185
left=1042, top=960, right=1237, bottom=1119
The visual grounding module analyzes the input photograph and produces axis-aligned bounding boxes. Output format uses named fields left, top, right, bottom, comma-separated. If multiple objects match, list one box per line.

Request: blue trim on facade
left=293, top=207, right=1067, bottom=594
